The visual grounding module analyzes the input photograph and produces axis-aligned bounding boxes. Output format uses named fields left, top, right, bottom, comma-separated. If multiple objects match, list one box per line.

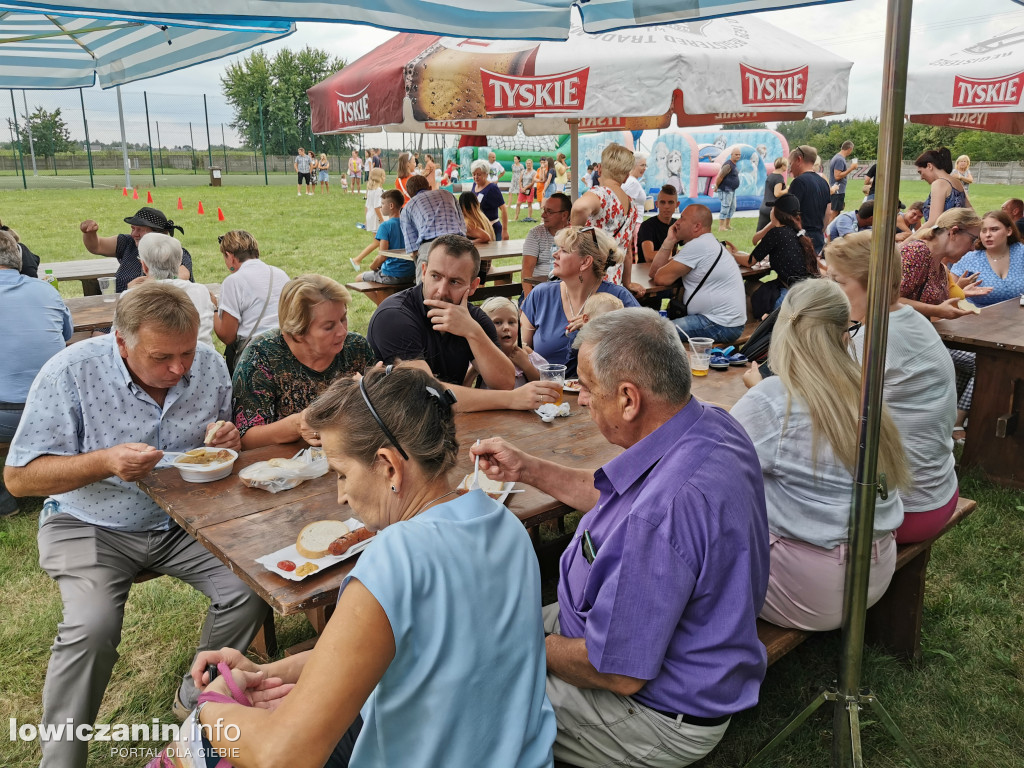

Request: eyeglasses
left=358, top=368, right=458, bottom=461
left=542, top=207, right=568, bottom=215
left=217, top=235, right=225, bottom=244
left=848, top=321, right=862, bottom=338
left=579, top=226, right=599, bottom=246
left=358, top=376, right=409, bottom=460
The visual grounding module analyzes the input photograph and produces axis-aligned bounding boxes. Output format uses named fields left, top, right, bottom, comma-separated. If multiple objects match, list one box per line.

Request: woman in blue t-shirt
left=521, top=226, right=639, bottom=376
left=186, top=367, right=556, bottom=768
left=950, top=210, right=1024, bottom=307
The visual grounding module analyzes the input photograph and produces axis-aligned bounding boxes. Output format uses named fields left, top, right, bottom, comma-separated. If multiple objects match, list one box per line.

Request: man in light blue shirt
left=0, top=230, right=72, bottom=515
left=827, top=201, right=874, bottom=241
left=4, top=282, right=268, bottom=768
left=400, top=174, right=466, bottom=283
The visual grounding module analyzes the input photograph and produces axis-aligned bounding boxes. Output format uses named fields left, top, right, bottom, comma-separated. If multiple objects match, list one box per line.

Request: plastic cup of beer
left=538, top=363, right=567, bottom=406
left=687, top=337, right=714, bottom=377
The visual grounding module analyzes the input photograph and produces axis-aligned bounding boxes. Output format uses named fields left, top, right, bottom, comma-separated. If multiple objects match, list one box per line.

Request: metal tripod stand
left=743, top=1, right=925, bottom=765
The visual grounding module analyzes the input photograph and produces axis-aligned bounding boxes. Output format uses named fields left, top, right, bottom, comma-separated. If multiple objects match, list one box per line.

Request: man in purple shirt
left=473, top=308, right=769, bottom=767
left=400, top=174, right=466, bottom=283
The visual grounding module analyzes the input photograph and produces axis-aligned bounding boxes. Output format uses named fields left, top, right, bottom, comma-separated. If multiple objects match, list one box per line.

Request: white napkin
left=535, top=402, right=571, bottom=422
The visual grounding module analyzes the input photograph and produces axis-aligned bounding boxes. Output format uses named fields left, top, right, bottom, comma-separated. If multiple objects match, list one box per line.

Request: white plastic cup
left=686, top=337, right=714, bottom=377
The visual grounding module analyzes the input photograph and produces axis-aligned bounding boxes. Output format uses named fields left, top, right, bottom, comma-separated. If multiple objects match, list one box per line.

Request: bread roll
left=296, top=520, right=351, bottom=559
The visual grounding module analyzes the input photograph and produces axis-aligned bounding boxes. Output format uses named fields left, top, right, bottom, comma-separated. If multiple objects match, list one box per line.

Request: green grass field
left=1, top=180, right=1023, bottom=766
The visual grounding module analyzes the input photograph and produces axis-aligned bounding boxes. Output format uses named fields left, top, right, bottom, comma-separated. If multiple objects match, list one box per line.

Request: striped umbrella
left=0, top=0, right=851, bottom=40
left=0, top=9, right=293, bottom=89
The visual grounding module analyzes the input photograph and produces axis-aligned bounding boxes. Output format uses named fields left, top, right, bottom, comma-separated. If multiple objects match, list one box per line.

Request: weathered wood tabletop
left=382, top=238, right=525, bottom=262
left=65, top=283, right=222, bottom=332
left=137, top=367, right=750, bottom=615
left=933, top=297, right=1024, bottom=487
left=39, top=258, right=117, bottom=295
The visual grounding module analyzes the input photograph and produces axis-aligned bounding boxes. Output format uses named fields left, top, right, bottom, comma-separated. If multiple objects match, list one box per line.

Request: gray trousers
left=37, top=513, right=269, bottom=768
left=543, top=604, right=729, bottom=767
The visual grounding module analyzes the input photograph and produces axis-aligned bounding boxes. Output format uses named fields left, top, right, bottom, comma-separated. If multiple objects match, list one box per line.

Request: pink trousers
left=895, top=489, right=959, bottom=544
left=759, top=533, right=897, bottom=631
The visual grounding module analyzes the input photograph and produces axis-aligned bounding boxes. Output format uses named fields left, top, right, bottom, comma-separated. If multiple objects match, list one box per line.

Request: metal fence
left=0, top=87, right=390, bottom=190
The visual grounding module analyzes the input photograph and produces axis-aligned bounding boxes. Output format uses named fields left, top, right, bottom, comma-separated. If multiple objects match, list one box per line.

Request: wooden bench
left=758, top=496, right=977, bottom=666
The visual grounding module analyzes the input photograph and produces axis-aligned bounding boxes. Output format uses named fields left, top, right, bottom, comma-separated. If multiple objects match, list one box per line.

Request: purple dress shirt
left=556, top=397, right=770, bottom=718
left=400, top=189, right=466, bottom=253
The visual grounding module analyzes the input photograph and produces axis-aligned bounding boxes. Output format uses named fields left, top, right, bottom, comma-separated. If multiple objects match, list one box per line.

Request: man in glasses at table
left=367, top=234, right=562, bottom=412
left=472, top=309, right=769, bottom=768
left=522, top=192, right=571, bottom=296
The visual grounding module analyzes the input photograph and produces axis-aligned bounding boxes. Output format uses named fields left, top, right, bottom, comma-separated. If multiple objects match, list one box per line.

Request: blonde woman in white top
left=731, top=278, right=909, bottom=631
left=826, top=231, right=959, bottom=543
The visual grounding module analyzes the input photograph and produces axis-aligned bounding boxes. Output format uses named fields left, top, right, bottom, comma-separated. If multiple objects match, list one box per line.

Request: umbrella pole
left=833, top=0, right=921, bottom=764
left=116, top=86, right=131, bottom=191
left=744, top=2, right=926, bottom=766
left=567, top=118, right=579, bottom=203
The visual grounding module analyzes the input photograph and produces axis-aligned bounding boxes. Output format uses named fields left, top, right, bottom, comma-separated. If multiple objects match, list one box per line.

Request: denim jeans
left=717, top=188, right=737, bottom=219
left=673, top=314, right=744, bottom=345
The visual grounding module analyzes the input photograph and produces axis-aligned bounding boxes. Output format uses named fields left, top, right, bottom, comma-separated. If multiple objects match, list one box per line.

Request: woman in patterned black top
left=232, top=274, right=377, bottom=449
left=728, top=194, right=819, bottom=317
left=80, top=206, right=194, bottom=292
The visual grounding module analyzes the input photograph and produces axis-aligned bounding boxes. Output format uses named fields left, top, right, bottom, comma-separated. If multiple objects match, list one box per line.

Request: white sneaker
left=349, top=258, right=360, bottom=271
left=297, top=192, right=302, bottom=196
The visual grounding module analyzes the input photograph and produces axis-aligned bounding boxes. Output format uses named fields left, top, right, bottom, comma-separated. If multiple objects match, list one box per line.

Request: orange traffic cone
left=132, top=188, right=139, bottom=200
left=217, top=208, right=225, bottom=222
left=177, top=197, right=183, bottom=210
left=197, top=201, right=205, bottom=215
left=122, top=187, right=128, bottom=197
left=147, top=191, right=153, bottom=204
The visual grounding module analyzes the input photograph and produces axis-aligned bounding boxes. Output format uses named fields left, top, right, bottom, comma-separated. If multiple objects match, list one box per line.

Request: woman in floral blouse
left=570, top=143, right=641, bottom=292
left=232, top=274, right=376, bottom=449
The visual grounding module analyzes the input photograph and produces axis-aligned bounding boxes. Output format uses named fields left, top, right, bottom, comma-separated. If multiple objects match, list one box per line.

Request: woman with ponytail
left=728, top=193, right=820, bottom=316
left=915, top=147, right=970, bottom=228
left=732, top=279, right=909, bottom=631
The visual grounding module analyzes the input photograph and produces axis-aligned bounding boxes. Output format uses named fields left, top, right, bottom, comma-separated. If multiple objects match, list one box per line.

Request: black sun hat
left=123, top=207, right=183, bottom=235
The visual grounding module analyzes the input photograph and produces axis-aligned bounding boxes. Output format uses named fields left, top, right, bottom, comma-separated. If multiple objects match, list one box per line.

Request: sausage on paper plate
left=327, top=527, right=375, bottom=556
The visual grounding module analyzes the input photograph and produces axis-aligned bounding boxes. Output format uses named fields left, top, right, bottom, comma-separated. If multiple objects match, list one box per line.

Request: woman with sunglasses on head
left=731, top=279, right=909, bottom=631
left=915, top=147, right=970, bottom=229
left=187, top=367, right=556, bottom=768
left=899, top=209, right=989, bottom=442
left=214, top=230, right=290, bottom=372
left=949, top=210, right=1024, bottom=307
left=520, top=226, right=639, bottom=377
left=826, top=231, right=959, bottom=543
left=232, top=275, right=376, bottom=450
left=898, top=208, right=987, bottom=320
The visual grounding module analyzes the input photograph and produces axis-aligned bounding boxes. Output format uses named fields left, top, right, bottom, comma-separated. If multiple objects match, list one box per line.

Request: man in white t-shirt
left=488, top=151, right=505, bottom=184
left=621, top=153, right=648, bottom=212
left=648, top=204, right=747, bottom=344
left=212, top=230, right=289, bottom=369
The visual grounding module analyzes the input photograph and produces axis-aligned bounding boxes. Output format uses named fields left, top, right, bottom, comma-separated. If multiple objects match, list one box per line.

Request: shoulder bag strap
left=240, top=268, right=276, bottom=347
left=683, top=244, right=725, bottom=313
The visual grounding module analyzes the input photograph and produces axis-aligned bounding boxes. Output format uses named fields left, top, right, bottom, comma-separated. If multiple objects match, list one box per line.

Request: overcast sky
left=15, top=0, right=1024, bottom=148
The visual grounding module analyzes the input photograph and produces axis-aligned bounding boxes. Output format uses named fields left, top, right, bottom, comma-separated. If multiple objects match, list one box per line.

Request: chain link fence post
left=144, top=91, right=156, bottom=186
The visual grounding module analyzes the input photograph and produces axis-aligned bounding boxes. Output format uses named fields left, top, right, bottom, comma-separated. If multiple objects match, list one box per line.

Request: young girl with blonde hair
left=465, top=297, right=546, bottom=388
left=364, top=167, right=386, bottom=234
left=732, top=278, right=909, bottom=630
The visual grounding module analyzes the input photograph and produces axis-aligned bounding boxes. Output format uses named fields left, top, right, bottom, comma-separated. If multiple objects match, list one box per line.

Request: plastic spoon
left=469, top=440, right=482, bottom=490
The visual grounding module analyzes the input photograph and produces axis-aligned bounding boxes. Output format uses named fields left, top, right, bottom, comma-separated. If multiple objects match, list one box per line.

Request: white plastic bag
left=238, top=447, right=329, bottom=493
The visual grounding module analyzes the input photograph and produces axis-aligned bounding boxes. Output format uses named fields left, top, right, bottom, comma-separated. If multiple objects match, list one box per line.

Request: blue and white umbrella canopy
left=0, top=9, right=294, bottom=89
left=0, top=0, right=851, bottom=40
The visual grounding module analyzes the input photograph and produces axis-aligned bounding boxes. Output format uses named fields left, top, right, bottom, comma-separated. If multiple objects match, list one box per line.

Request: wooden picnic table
left=135, top=368, right=749, bottom=619
left=380, top=238, right=525, bottom=262
left=39, top=258, right=117, bottom=296
left=524, top=259, right=770, bottom=289
left=65, top=283, right=222, bottom=333
left=932, top=297, right=1024, bottom=488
